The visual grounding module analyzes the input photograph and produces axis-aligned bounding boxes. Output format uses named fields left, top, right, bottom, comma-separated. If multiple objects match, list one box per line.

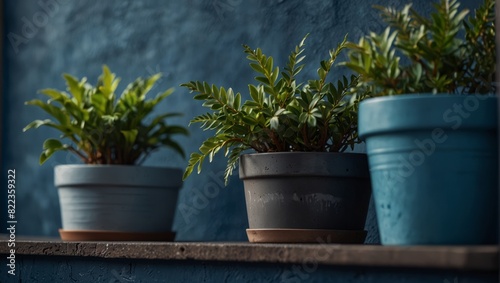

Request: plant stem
left=67, top=146, right=89, bottom=163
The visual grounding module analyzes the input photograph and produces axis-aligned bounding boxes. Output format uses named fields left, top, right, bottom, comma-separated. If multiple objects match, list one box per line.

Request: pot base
left=59, top=229, right=176, bottom=241
left=246, top=229, right=367, bottom=243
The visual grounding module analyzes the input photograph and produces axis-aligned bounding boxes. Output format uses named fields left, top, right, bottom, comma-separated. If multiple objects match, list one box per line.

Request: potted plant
left=24, top=65, right=188, bottom=241
left=343, top=0, right=497, bottom=245
left=182, top=35, right=372, bottom=243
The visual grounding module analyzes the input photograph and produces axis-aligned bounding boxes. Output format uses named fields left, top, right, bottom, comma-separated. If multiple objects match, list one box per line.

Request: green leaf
left=249, top=85, right=260, bottom=102
left=227, top=88, right=234, bottom=106
left=255, top=76, right=270, bottom=85
left=250, top=63, right=265, bottom=73
left=43, top=139, right=63, bottom=150
left=23, top=119, right=52, bottom=132
left=265, top=57, right=274, bottom=73
left=299, top=112, right=308, bottom=124
left=121, top=129, right=138, bottom=145
left=307, top=115, right=317, bottom=127
left=223, top=146, right=246, bottom=185
left=183, top=152, right=203, bottom=180
left=63, top=74, right=85, bottom=105
left=99, top=65, right=121, bottom=97
left=194, top=93, right=209, bottom=100
left=39, top=138, right=68, bottom=164
left=234, top=93, right=241, bottom=109
left=309, top=94, right=322, bottom=109
left=270, top=116, right=279, bottom=130
left=242, top=115, right=258, bottom=125
left=154, top=88, right=175, bottom=103
left=91, top=93, right=108, bottom=114
left=39, top=89, right=68, bottom=103
left=271, top=67, right=279, bottom=84
left=25, top=99, right=69, bottom=126
left=232, top=125, right=248, bottom=135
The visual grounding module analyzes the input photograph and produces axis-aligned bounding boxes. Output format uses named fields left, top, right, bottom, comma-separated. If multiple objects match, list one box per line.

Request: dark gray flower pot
left=239, top=152, right=371, bottom=240
left=54, top=165, right=182, bottom=238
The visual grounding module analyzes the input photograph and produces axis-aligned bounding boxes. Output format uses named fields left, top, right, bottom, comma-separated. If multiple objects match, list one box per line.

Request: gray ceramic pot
left=55, top=165, right=182, bottom=233
left=239, top=152, right=371, bottom=230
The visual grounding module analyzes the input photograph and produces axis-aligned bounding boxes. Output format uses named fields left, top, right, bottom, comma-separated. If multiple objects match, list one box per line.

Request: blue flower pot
left=359, top=94, right=498, bottom=245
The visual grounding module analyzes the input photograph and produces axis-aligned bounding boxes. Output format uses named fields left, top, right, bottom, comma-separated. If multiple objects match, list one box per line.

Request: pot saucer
left=59, top=229, right=175, bottom=241
left=246, top=229, right=366, bottom=243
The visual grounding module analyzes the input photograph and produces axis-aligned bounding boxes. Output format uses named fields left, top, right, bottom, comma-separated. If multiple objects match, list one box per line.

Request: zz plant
left=343, top=0, right=495, bottom=96
left=182, top=35, right=364, bottom=184
left=24, top=65, right=188, bottom=165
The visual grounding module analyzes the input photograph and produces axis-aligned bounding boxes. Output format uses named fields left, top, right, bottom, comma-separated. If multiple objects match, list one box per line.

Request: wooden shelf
left=0, top=239, right=497, bottom=271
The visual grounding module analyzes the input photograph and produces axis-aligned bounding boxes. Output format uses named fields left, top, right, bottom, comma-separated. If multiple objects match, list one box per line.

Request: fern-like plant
left=182, top=35, right=365, bottom=185
left=24, top=65, right=188, bottom=165
left=343, top=0, right=495, bottom=96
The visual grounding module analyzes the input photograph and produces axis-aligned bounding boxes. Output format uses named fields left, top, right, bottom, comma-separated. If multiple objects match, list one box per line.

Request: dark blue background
left=1, top=0, right=478, bottom=242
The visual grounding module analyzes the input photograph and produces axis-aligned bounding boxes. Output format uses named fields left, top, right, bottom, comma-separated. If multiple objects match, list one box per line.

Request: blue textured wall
left=0, top=256, right=496, bottom=283
left=2, top=0, right=478, bottom=242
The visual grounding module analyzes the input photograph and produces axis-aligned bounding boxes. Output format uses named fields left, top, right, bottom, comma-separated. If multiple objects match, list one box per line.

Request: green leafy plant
left=24, top=65, right=188, bottom=165
left=343, top=0, right=495, bottom=96
left=182, top=35, right=365, bottom=185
